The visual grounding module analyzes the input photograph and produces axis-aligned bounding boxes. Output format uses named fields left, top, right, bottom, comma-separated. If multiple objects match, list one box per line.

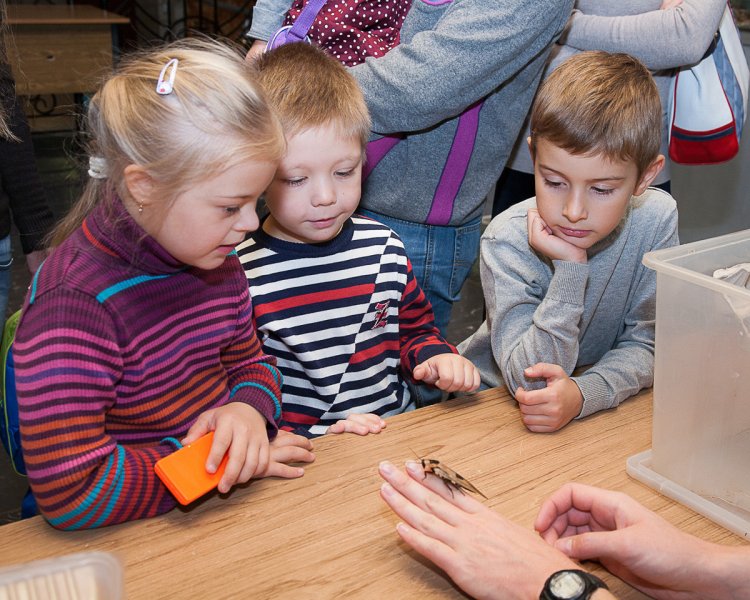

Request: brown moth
left=419, top=457, right=487, bottom=499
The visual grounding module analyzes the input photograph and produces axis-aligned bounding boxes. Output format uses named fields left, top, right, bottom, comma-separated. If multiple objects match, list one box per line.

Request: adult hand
left=660, top=0, right=683, bottom=9
left=379, top=460, right=578, bottom=600
left=412, top=353, right=480, bottom=392
left=535, top=482, right=748, bottom=600
left=328, top=413, right=386, bottom=435
left=527, top=208, right=587, bottom=264
left=261, top=430, right=315, bottom=478
left=515, top=363, right=583, bottom=432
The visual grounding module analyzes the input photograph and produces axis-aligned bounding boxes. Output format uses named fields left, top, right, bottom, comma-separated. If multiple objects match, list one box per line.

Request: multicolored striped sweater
left=237, top=216, right=455, bottom=437
left=14, top=197, right=282, bottom=530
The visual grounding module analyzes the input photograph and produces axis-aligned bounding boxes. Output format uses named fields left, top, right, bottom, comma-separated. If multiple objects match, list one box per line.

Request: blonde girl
left=14, top=38, right=313, bottom=530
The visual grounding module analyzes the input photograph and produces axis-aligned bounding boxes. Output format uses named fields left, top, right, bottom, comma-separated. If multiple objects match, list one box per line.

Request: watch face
left=549, top=571, right=586, bottom=599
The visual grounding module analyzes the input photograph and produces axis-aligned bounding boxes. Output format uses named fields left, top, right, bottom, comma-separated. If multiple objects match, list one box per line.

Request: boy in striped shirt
left=238, top=43, right=480, bottom=438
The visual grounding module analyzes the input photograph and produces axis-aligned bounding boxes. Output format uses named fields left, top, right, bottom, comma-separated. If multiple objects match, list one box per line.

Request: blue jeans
left=357, top=211, right=481, bottom=407
left=357, top=210, right=481, bottom=334
left=0, top=235, right=13, bottom=322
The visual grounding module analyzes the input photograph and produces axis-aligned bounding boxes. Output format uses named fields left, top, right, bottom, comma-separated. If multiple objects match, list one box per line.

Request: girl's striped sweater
left=14, top=198, right=281, bottom=530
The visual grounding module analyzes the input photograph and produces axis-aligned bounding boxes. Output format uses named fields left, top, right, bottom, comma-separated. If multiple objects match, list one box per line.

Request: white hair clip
left=88, top=156, right=109, bottom=179
left=156, top=58, right=179, bottom=95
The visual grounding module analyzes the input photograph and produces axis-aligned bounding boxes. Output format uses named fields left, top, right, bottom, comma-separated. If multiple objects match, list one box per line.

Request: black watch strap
left=540, top=569, right=609, bottom=600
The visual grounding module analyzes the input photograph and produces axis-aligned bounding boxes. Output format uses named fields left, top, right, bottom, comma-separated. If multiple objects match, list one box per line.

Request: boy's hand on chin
left=527, top=209, right=587, bottom=264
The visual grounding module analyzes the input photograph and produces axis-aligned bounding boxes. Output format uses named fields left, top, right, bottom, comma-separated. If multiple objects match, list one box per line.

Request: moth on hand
left=419, top=458, right=487, bottom=499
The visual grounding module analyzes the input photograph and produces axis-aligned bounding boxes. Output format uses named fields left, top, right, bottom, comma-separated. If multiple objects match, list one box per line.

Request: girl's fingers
left=182, top=412, right=213, bottom=445
left=206, top=428, right=231, bottom=473
left=269, top=444, right=315, bottom=465
left=263, top=462, right=305, bottom=479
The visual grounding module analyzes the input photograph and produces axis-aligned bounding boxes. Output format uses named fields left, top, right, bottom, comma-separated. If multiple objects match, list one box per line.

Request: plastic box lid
left=0, top=551, right=123, bottom=600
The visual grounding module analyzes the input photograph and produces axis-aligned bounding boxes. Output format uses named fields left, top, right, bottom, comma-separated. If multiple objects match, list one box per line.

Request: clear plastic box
left=0, top=551, right=123, bottom=600
left=627, top=229, right=750, bottom=538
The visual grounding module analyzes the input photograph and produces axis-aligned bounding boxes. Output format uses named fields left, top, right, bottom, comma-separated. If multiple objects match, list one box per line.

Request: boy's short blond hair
left=530, top=51, right=661, bottom=177
left=255, top=43, right=371, bottom=150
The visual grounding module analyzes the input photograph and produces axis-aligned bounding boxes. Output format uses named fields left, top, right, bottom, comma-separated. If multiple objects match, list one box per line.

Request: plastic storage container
left=0, top=551, right=122, bottom=599
left=627, top=229, right=750, bottom=538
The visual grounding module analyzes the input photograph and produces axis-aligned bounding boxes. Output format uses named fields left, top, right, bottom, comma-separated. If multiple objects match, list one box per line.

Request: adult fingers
left=380, top=478, right=457, bottom=542
left=392, top=520, right=458, bottom=575
left=535, top=483, right=631, bottom=548
left=400, top=461, right=484, bottom=513
left=554, top=530, right=624, bottom=563
left=380, top=461, right=466, bottom=524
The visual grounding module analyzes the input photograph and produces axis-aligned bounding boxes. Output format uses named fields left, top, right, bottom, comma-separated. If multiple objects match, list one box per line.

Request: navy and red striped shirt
left=237, top=215, right=455, bottom=437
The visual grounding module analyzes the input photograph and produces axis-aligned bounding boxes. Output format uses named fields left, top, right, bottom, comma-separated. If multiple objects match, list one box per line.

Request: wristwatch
left=540, top=569, right=609, bottom=600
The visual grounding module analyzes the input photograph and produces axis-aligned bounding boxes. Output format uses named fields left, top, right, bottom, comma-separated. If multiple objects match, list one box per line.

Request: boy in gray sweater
left=459, top=51, right=679, bottom=432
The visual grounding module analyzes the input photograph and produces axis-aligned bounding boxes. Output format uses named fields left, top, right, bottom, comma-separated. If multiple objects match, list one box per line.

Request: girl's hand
left=261, top=430, right=315, bottom=478
left=413, top=353, right=480, bottom=393
left=328, top=413, right=386, bottom=435
left=660, top=0, right=683, bottom=9
left=183, top=402, right=270, bottom=493
left=527, top=209, right=587, bottom=264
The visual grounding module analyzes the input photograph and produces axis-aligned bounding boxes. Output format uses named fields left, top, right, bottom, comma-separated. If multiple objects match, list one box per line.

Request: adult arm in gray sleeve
left=572, top=204, right=679, bottom=418
left=563, top=0, right=726, bottom=71
left=480, top=219, right=589, bottom=397
left=350, top=0, right=574, bottom=134
left=247, top=0, right=288, bottom=41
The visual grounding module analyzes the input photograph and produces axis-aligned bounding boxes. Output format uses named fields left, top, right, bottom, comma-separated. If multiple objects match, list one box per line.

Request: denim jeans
left=356, top=211, right=481, bottom=407
left=0, top=235, right=13, bottom=322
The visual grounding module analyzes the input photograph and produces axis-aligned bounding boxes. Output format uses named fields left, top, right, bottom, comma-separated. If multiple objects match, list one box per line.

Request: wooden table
left=0, top=387, right=745, bottom=599
left=5, top=4, right=129, bottom=96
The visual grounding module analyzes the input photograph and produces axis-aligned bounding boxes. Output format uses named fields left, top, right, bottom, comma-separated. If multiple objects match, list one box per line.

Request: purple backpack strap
left=269, top=0, right=481, bottom=226
left=266, top=0, right=327, bottom=50
left=364, top=100, right=484, bottom=226
left=426, top=100, right=483, bottom=225
left=363, top=135, right=403, bottom=179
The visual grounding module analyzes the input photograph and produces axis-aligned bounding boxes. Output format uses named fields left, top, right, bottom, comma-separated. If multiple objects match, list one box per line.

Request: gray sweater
left=509, top=0, right=726, bottom=184
left=458, top=188, right=679, bottom=418
left=249, top=0, right=574, bottom=226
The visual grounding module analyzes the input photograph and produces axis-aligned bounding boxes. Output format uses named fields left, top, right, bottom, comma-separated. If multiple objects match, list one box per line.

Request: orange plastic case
left=155, top=432, right=228, bottom=505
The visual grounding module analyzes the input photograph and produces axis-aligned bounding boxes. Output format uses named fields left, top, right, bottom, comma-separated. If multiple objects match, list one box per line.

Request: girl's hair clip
left=88, top=156, right=109, bottom=179
left=156, top=58, right=179, bottom=95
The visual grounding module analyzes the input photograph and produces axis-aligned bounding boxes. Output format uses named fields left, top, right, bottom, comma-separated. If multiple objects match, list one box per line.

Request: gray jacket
left=250, top=0, right=574, bottom=226
left=458, top=188, right=679, bottom=418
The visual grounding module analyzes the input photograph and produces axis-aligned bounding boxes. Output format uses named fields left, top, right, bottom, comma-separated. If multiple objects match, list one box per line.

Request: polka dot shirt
left=282, top=0, right=412, bottom=66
